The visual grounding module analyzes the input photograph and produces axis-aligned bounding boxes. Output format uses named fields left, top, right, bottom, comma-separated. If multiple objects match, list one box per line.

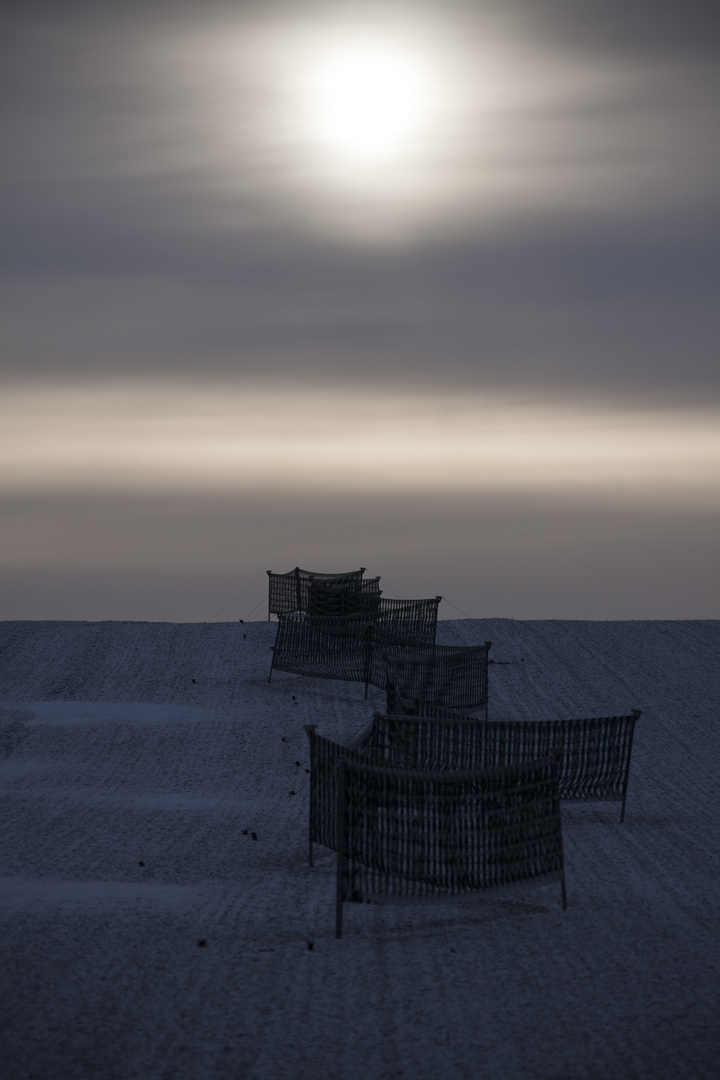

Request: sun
left=314, top=47, right=425, bottom=159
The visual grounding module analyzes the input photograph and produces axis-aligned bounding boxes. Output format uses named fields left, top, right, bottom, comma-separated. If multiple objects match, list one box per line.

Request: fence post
left=335, top=759, right=347, bottom=939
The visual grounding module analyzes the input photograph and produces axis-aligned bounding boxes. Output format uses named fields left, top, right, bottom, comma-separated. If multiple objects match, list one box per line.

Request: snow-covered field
left=0, top=617, right=718, bottom=1080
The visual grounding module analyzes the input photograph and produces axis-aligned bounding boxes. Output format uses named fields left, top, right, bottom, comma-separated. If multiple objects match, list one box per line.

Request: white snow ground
left=0, top=617, right=718, bottom=1080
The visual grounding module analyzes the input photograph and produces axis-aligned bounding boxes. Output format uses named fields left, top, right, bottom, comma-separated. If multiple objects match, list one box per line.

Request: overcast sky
left=2, top=0, right=719, bottom=621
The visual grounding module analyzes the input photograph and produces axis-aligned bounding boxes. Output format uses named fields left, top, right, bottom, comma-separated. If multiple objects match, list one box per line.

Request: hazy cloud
left=2, top=1, right=718, bottom=618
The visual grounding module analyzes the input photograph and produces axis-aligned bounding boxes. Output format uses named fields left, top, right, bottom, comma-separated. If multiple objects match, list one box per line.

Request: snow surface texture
left=0, top=618, right=718, bottom=1080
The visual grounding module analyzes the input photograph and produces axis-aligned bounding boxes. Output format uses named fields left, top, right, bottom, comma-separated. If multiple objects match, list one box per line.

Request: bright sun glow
left=314, top=47, right=425, bottom=158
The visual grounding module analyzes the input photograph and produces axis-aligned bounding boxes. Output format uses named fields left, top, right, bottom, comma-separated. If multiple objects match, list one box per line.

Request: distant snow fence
left=267, top=596, right=465, bottom=692
left=268, top=602, right=492, bottom=714
left=266, top=569, right=494, bottom=712
left=305, top=707, right=641, bottom=937
left=267, top=566, right=369, bottom=620
left=384, top=644, right=492, bottom=717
